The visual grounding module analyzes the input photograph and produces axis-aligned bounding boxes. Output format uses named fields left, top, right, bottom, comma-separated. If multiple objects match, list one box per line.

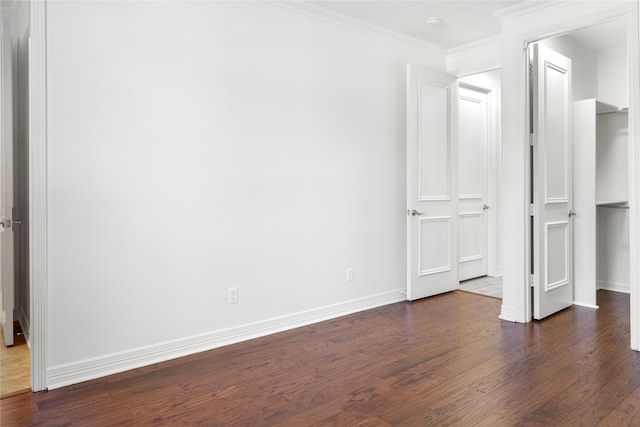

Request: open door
left=406, top=64, right=458, bottom=300
left=531, top=44, right=574, bottom=319
left=1, top=34, right=15, bottom=346
left=458, top=85, right=489, bottom=281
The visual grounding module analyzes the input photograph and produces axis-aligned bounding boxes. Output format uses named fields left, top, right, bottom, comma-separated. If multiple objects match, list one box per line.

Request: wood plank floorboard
left=2, top=290, right=640, bottom=426
left=0, top=323, right=31, bottom=399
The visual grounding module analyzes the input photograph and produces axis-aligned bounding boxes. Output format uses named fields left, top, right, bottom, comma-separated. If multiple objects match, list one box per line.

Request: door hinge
left=529, top=63, right=534, bottom=76
left=529, top=204, right=535, bottom=216
left=529, top=133, right=535, bottom=146
left=530, top=274, right=535, bottom=287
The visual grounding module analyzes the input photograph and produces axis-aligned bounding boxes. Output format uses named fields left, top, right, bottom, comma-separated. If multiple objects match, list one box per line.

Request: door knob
left=410, top=209, right=425, bottom=217
left=482, top=204, right=490, bottom=210
left=568, top=210, right=577, bottom=217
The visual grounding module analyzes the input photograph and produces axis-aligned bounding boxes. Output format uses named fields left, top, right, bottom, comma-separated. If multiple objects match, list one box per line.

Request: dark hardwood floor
left=2, top=290, right=639, bottom=426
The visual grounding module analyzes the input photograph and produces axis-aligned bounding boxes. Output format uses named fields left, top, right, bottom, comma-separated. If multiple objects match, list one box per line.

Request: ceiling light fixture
left=426, top=17, right=443, bottom=26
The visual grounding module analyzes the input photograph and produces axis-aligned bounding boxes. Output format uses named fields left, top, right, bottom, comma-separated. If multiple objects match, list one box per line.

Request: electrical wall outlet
left=346, top=268, right=354, bottom=283
left=228, top=287, right=238, bottom=304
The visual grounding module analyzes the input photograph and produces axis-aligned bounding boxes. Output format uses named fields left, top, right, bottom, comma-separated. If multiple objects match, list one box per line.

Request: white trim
left=487, top=80, right=501, bottom=280
left=29, top=0, right=47, bottom=392
left=460, top=255, right=482, bottom=263
left=544, top=220, right=569, bottom=291
left=459, top=211, right=483, bottom=217
left=448, top=35, right=501, bottom=59
left=499, top=304, right=517, bottom=322
left=494, top=0, right=561, bottom=22
left=417, top=78, right=452, bottom=201
left=418, top=216, right=452, bottom=277
left=598, top=281, right=630, bottom=294
left=573, top=302, right=599, bottom=309
left=263, top=1, right=446, bottom=64
left=629, top=0, right=640, bottom=351
left=446, top=37, right=501, bottom=76
left=46, top=289, right=406, bottom=390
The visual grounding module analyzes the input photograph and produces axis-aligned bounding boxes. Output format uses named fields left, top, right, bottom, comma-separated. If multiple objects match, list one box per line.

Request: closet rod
left=597, top=205, right=629, bottom=209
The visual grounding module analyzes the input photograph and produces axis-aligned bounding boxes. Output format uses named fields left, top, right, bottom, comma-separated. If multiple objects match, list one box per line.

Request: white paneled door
left=0, top=34, right=15, bottom=346
left=458, top=86, right=488, bottom=281
left=531, top=44, right=574, bottom=319
left=406, top=64, right=458, bottom=300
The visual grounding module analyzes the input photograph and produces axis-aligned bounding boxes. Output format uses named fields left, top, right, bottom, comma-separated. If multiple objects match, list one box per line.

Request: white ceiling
left=563, top=19, right=628, bottom=51
left=307, top=0, right=627, bottom=50
left=307, top=0, right=524, bottom=49
left=1, top=0, right=628, bottom=51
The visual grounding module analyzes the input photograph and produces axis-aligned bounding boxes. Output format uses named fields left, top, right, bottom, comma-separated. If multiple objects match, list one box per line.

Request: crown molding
left=494, top=0, right=564, bottom=22
left=263, top=0, right=447, bottom=61
left=447, top=35, right=501, bottom=59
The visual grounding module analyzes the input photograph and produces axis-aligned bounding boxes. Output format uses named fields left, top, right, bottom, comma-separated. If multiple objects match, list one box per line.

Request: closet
left=574, top=99, right=629, bottom=307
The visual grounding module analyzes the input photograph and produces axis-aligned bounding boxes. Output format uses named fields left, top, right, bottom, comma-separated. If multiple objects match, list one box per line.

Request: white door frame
left=498, top=2, right=640, bottom=349
left=29, top=0, right=47, bottom=391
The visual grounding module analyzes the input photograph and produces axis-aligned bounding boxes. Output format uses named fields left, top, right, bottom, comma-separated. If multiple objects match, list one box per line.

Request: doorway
left=528, top=18, right=630, bottom=319
left=1, top=7, right=31, bottom=395
left=457, top=70, right=503, bottom=299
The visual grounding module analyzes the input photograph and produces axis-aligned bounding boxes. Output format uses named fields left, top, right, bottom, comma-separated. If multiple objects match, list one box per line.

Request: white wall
left=45, top=0, right=444, bottom=383
left=599, top=45, right=628, bottom=108
left=447, top=37, right=501, bottom=77
left=598, top=206, right=631, bottom=291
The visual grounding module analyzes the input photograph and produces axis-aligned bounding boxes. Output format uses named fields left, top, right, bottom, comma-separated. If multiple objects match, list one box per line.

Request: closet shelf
left=596, top=101, right=628, bottom=115
left=596, top=200, right=628, bottom=207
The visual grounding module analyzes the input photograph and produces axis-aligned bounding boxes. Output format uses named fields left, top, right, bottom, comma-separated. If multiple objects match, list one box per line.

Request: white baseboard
left=598, top=280, right=630, bottom=294
left=47, top=289, right=406, bottom=390
left=499, top=304, right=517, bottom=322
left=487, top=265, right=503, bottom=278
left=573, top=302, right=599, bottom=309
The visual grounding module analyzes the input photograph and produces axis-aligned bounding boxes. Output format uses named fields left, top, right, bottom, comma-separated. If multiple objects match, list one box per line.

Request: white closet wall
left=574, top=100, right=629, bottom=306
left=598, top=46, right=628, bottom=108
left=595, top=45, right=630, bottom=294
